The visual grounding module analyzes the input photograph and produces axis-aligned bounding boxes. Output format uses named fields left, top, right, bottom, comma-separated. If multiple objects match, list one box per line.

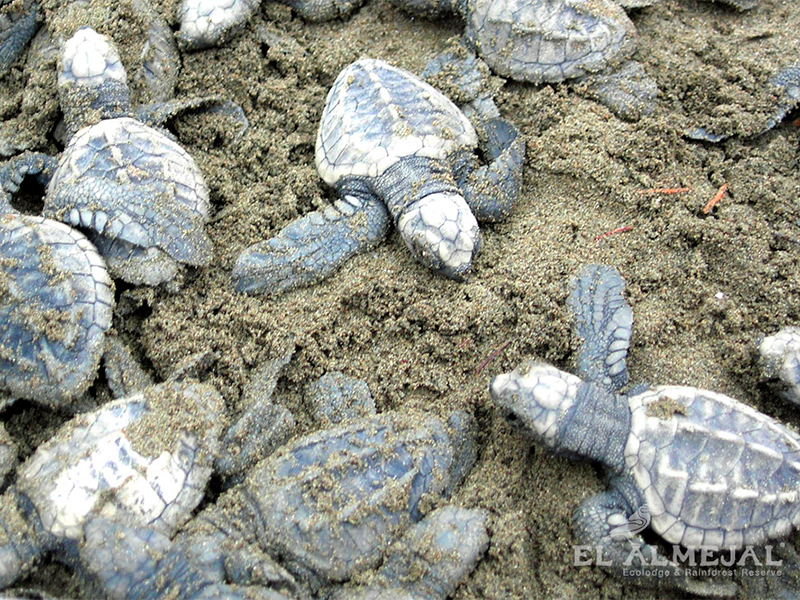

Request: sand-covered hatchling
left=177, top=0, right=365, bottom=48
left=490, top=264, right=800, bottom=596
left=0, top=379, right=226, bottom=591
left=388, top=0, right=658, bottom=120
left=233, top=57, right=524, bottom=295
left=78, top=405, right=481, bottom=599
left=0, top=212, right=113, bottom=408
left=0, top=27, right=215, bottom=286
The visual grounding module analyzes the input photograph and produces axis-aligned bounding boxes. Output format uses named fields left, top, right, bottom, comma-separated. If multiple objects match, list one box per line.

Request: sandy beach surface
left=2, top=0, right=800, bottom=597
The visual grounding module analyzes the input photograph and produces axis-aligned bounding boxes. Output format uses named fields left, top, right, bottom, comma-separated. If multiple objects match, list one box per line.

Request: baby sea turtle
left=389, top=0, right=658, bottom=120
left=79, top=406, right=480, bottom=598
left=233, top=58, right=524, bottom=295
left=757, top=326, right=800, bottom=406
left=0, top=0, right=180, bottom=157
left=0, top=379, right=226, bottom=590
left=0, top=212, right=113, bottom=407
left=490, top=264, right=800, bottom=596
left=177, top=0, right=364, bottom=48
left=1, top=27, right=215, bottom=286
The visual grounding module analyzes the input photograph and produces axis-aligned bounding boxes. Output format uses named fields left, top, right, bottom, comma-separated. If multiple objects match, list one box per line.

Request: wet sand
left=2, top=0, right=800, bottom=597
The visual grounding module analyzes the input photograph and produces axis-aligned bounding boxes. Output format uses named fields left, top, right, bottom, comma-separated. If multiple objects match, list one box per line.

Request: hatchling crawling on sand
left=389, top=0, right=659, bottom=120
left=233, top=57, right=524, bottom=295
left=490, top=264, right=800, bottom=596
left=0, top=378, right=227, bottom=593
left=0, top=27, right=224, bottom=287
left=0, top=349, right=487, bottom=599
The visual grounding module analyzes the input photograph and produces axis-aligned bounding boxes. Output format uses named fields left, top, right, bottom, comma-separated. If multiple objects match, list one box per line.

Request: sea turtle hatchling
left=389, top=0, right=659, bottom=121
left=0, top=379, right=226, bottom=591
left=490, top=264, right=800, bottom=596
left=0, top=212, right=113, bottom=407
left=0, top=27, right=217, bottom=287
left=77, top=406, right=480, bottom=599
left=176, top=0, right=365, bottom=48
left=0, top=0, right=181, bottom=157
left=233, top=58, right=524, bottom=295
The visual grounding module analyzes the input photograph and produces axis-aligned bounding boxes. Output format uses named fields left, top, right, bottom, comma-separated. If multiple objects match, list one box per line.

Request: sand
left=2, top=0, right=800, bottom=597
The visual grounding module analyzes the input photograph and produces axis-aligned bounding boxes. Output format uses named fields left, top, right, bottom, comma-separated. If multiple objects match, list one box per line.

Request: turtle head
left=396, top=192, right=482, bottom=280
left=58, top=27, right=131, bottom=138
left=489, top=361, right=583, bottom=449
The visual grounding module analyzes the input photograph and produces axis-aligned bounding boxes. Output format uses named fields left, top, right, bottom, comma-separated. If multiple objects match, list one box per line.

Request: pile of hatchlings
left=0, top=0, right=799, bottom=597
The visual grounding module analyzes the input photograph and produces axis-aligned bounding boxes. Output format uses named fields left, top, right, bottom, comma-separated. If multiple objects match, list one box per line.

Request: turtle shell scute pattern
left=315, top=59, right=478, bottom=186
left=236, top=411, right=456, bottom=584
left=0, top=213, right=113, bottom=405
left=45, top=117, right=212, bottom=266
left=466, top=0, right=636, bottom=83
left=624, top=386, right=800, bottom=550
left=17, top=382, right=224, bottom=541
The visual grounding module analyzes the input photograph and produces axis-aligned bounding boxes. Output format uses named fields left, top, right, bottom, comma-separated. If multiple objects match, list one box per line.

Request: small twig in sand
left=475, top=338, right=516, bottom=376
left=703, top=183, right=728, bottom=214
left=594, top=225, right=632, bottom=242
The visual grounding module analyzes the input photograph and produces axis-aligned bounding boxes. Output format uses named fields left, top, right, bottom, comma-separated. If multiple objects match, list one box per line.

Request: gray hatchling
left=177, top=0, right=364, bottom=48
left=0, top=0, right=180, bottom=157
left=757, top=326, right=800, bottom=407
left=78, top=406, right=481, bottom=599
left=0, top=379, right=226, bottom=592
left=0, top=27, right=216, bottom=286
left=389, top=0, right=659, bottom=121
left=0, top=212, right=113, bottom=407
left=490, top=264, right=800, bottom=596
left=233, top=58, right=524, bottom=295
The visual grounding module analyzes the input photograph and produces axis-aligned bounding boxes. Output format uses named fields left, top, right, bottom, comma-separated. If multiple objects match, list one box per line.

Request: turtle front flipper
left=0, top=490, right=47, bottom=588
left=0, top=0, right=38, bottom=77
left=573, top=488, right=737, bottom=598
left=232, top=193, right=391, bottom=295
left=579, top=60, right=659, bottom=122
left=567, top=264, right=633, bottom=391
left=134, top=96, right=249, bottom=142
left=459, top=117, right=524, bottom=222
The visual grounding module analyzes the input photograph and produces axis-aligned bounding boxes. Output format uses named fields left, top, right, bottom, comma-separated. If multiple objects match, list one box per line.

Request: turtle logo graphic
left=609, top=505, right=650, bottom=541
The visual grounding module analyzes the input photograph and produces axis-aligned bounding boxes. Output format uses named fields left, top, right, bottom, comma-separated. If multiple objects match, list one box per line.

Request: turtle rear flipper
left=232, top=194, right=390, bottom=295
left=573, top=488, right=737, bottom=598
left=567, top=264, right=633, bottom=391
left=580, top=60, right=659, bottom=122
